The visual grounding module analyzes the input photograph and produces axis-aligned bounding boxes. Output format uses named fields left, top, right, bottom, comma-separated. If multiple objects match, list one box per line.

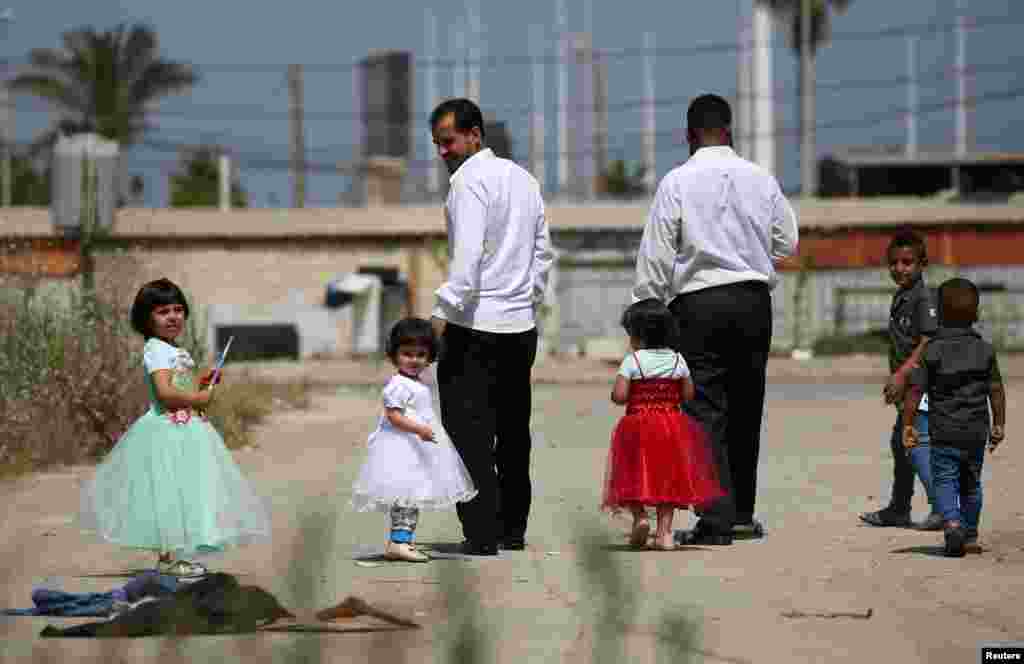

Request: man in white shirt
left=429, top=98, right=554, bottom=556
left=633, top=94, right=799, bottom=545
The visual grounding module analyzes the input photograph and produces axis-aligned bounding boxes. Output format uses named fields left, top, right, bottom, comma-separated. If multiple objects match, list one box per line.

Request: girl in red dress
left=603, top=300, right=724, bottom=550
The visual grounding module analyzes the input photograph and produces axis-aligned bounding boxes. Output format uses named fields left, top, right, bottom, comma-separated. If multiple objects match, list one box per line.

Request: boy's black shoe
left=859, top=507, right=911, bottom=528
left=461, top=540, right=499, bottom=556
left=916, top=512, right=944, bottom=531
left=732, top=519, right=765, bottom=539
left=944, top=526, right=967, bottom=558
left=674, top=521, right=733, bottom=546
left=499, top=537, right=526, bottom=551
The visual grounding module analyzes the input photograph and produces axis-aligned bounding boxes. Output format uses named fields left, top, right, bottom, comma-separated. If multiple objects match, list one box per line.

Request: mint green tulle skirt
left=79, top=409, right=271, bottom=557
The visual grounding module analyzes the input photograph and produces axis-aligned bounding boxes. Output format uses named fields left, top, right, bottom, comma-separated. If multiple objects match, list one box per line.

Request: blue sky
left=3, top=0, right=1022, bottom=206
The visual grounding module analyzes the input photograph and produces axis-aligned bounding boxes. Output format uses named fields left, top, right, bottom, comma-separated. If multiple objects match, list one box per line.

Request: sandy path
left=1, top=371, right=1022, bottom=663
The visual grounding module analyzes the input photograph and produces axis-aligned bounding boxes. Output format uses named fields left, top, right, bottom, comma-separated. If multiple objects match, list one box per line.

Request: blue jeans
left=930, top=445, right=985, bottom=536
left=888, top=412, right=935, bottom=511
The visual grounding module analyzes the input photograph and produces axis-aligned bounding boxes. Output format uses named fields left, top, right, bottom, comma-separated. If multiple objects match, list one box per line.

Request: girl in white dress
left=350, top=318, right=477, bottom=562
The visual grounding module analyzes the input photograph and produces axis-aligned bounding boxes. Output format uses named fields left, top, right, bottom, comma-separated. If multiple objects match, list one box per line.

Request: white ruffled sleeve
left=143, top=338, right=179, bottom=373
left=381, top=377, right=415, bottom=411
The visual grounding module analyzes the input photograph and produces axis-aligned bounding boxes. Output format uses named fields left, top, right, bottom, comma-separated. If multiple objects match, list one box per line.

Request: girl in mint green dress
left=79, top=278, right=270, bottom=577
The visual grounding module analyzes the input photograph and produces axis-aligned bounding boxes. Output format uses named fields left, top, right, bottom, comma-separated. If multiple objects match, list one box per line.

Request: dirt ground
left=1, top=355, right=1023, bottom=663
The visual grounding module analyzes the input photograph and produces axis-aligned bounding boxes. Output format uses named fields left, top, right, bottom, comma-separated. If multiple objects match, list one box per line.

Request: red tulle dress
left=602, top=357, right=724, bottom=512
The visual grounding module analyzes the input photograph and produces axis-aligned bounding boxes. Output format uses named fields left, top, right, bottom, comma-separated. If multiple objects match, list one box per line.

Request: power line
left=10, top=82, right=1023, bottom=173
left=114, top=86, right=1024, bottom=175
left=8, top=58, right=1021, bottom=126
left=2, top=16, right=1020, bottom=74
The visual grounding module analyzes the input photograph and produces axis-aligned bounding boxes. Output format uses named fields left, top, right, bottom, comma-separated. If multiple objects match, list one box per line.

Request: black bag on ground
left=40, top=573, right=294, bottom=637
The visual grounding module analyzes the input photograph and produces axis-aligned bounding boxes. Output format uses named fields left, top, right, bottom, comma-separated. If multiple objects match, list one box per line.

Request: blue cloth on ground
left=2, top=571, right=180, bottom=617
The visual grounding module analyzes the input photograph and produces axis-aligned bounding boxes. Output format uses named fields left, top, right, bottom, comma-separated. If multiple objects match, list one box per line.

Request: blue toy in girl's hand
left=204, top=336, right=233, bottom=390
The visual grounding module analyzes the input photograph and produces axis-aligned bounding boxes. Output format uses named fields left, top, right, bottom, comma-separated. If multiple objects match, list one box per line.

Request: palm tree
left=7, top=23, right=197, bottom=148
left=763, top=0, right=853, bottom=56
left=7, top=24, right=197, bottom=302
left=761, top=0, right=853, bottom=195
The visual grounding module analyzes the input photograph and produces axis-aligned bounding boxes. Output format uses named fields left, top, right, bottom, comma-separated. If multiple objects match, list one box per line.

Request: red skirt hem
left=602, top=410, right=724, bottom=509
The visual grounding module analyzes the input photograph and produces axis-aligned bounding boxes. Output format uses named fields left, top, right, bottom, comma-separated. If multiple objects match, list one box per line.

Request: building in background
left=359, top=50, right=412, bottom=159
left=820, top=148, right=1024, bottom=199
left=347, top=50, right=413, bottom=206
left=484, top=116, right=514, bottom=161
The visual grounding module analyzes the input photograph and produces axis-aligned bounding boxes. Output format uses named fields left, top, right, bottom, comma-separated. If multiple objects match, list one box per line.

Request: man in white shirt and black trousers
left=429, top=98, right=554, bottom=556
left=633, top=94, right=799, bottom=545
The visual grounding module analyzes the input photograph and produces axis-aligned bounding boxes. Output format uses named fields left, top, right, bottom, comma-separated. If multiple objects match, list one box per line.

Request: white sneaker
left=157, top=559, right=209, bottom=578
left=384, top=541, right=429, bottom=563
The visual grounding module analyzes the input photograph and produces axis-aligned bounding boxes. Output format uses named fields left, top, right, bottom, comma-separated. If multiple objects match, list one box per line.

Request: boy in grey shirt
left=903, top=278, right=1006, bottom=557
left=860, top=230, right=940, bottom=529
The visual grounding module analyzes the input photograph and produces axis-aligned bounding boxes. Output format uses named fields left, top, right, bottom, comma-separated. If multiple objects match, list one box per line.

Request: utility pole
left=453, top=18, right=467, bottom=97
left=556, top=0, right=569, bottom=199
left=906, top=35, right=918, bottom=158
left=425, top=10, right=441, bottom=195
left=529, top=24, right=546, bottom=192
left=955, top=0, right=969, bottom=157
left=466, top=0, right=481, bottom=102
left=736, top=0, right=752, bottom=159
left=799, top=0, right=816, bottom=197
left=641, top=31, right=656, bottom=193
left=1, top=9, right=14, bottom=208
left=752, top=0, right=775, bottom=174
left=218, top=151, right=231, bottom=211
left=288, top=63, right=306, bottom=208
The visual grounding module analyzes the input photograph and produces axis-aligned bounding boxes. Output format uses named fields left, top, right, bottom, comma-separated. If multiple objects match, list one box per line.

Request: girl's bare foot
left=652, top=533, right=676, bottom=551
left=629, top=518, right=651, bottom=549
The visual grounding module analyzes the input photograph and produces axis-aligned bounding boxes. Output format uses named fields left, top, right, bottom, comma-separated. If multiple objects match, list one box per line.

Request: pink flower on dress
left=168, top=409, right=192, bottom=425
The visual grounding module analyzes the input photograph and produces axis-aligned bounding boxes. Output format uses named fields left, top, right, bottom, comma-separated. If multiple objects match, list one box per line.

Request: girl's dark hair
left=386, top=317, right=440, bottom=362
left=130, top=278, right=190, bottom=338
left=620, top=299, right=678, bottom=349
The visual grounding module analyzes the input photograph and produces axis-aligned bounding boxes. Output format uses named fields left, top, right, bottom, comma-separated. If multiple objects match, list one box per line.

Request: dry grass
left=205, top=372, right=311, bottom=451
left=0, top=269, right=311, bottom=478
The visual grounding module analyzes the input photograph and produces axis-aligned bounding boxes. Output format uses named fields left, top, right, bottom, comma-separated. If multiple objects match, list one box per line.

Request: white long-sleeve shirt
left=632, top=145, right=799, bottom=304
left=432, top=148, right=554, bottom=333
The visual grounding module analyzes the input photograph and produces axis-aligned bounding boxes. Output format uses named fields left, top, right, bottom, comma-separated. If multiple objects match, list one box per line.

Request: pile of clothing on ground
left=5, top=572, right=294, bottom=637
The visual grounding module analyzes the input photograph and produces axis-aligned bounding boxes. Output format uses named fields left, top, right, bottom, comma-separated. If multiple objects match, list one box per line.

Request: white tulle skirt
left=350, top=421, right=477, bottom=511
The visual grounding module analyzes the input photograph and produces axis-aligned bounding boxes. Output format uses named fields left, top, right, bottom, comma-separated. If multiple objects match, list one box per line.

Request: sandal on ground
left=859, top=508, right=911, bottom=528
left=384, top=541, right=429, bottom=563
left=629, top=519, right=651, bottom=549
left=157, top=559, right=209, bottom=578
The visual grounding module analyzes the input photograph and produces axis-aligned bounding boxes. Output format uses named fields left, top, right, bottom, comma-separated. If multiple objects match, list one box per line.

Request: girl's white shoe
left=384, top=541, right=429, bottom=563
left=157, top=559, right=209, bottom=578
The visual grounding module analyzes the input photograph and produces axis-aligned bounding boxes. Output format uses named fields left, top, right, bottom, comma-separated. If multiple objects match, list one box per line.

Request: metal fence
left=833, top=285, right=1024, bottom=351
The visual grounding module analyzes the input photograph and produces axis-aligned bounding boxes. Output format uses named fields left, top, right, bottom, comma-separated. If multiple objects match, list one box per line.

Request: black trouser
left=437, top=324, right=538, bottom=546
left=669, top=281, right=772, bottom=534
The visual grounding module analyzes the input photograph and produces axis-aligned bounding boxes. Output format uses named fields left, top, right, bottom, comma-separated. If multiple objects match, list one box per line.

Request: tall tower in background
left=347, top=50, right=413, bottom=206
left=484, top=116, right=514, bottom=160
left=568, top=33, right=606, bottom=201
left=359, top=51, right=413, bottom=159
left=593, top=52, right=608, bottom=196
left=751, top=0, right=775, bottom=175
left=736, top=1, right=775, bottom=174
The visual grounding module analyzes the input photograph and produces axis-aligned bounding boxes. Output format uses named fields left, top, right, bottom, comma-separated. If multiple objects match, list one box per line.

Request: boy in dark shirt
left=903, top=277, right=1006, bottom=557
left=860, top=230, right=941, bottom=529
